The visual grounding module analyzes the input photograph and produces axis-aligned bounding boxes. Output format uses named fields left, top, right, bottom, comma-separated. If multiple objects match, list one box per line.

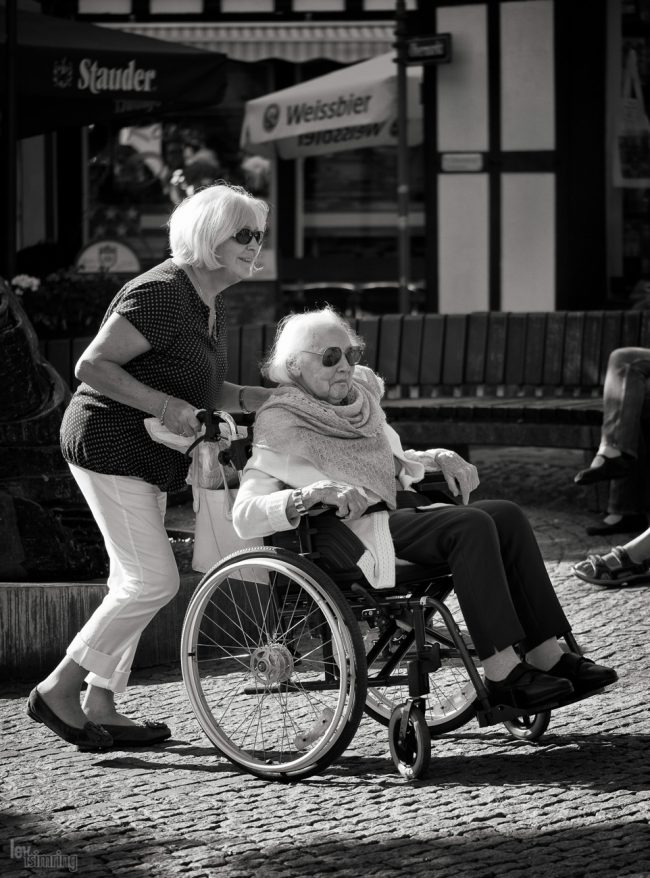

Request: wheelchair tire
left=181, top=547, right=367, bottom=782
left=364, top=622, right=478, bottom=736
left=502, top=710, right=551, bottom=742
left=388, top=703, right=431, bottom=780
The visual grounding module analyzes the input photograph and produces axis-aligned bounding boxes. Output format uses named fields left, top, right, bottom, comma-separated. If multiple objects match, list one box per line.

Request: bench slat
left=523, top=313, right=547, bottom=386
left=485, top=313, right=508, bottom=385
left=504, top=313, right=527, bottom=385
left=442, top=315, right=467, bottom=385
left=419, top=315, right=445, bottom=385
left=464, top=313, right=489, bottom=384
left=356, top=316, right=380, bottom=371
left=377, top=314, right=402, bottom=384
left=563, top=311, right=586, bottom=386
left=543, top=312, right=566, bottom=386
left=399, top=315, right=424, bottom=386
left=582, top=311, right=604, bottom=386
left=599, top=312, right=622, bottom=383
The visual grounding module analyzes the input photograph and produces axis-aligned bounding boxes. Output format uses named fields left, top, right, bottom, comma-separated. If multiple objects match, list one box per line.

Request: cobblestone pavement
left=2, top=449, right=649, bottom=878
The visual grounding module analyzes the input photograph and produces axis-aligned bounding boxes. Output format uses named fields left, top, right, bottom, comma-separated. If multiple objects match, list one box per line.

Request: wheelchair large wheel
left=363, top=594, right=479, bottom=736
left=181, top=547, right=367, bottom=782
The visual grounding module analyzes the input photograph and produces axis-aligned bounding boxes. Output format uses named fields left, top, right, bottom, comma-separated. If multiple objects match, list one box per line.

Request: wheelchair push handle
left=185, top=409, right=253, bottom=471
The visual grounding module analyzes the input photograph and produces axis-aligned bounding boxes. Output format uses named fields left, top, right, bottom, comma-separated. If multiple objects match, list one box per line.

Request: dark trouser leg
left=609, top=395, right=650, bottom=516
left=389, top=499, right=570, bottom=660
left=601, top=348, right=650, bottom=456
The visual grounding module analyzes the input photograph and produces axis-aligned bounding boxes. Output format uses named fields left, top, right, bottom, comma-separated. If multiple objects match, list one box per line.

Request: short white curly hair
left=262, top=307, right=364, bottom=385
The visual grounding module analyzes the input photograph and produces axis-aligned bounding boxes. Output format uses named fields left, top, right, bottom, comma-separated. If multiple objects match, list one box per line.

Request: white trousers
left=66, top=464, right=179, bottom=693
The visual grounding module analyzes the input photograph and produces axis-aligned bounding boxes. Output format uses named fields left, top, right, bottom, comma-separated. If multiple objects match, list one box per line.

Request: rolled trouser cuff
left=84, top=668, right=131, bottom=694
left=67, top=632, right=119, bottom=680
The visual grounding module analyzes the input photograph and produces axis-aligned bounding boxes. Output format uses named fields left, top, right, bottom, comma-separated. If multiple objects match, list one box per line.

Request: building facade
left=16, top=0, right=639, bottom=314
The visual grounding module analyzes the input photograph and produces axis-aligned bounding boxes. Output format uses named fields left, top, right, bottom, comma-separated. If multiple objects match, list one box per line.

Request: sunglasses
left=301, top=346, right=364, bottom=368
left=232, top=228, right=264, bottom=246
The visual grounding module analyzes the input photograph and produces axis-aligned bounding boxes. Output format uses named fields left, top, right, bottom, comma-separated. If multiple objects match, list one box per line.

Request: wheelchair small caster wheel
left=388, top=703, right=431, bottom=780
left=502, top=709, right=551, bottom=742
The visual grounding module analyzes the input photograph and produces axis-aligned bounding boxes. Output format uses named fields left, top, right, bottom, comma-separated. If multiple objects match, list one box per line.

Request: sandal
left=572, top=545, right=650, bottom=586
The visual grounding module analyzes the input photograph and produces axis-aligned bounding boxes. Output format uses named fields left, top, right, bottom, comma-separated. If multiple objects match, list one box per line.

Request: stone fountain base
left=0, top=569, right=202, bottom=681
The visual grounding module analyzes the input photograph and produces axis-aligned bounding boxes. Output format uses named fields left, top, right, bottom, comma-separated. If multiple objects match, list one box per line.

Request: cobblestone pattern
left=2, top=450, right=649, bottom=878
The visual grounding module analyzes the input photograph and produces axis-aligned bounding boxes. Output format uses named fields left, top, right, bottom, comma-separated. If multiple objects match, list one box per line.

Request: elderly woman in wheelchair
left=180, top=307, right=617, bottom=781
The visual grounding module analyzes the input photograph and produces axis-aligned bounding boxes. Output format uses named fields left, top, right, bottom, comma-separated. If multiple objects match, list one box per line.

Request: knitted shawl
left=253, top=366, right=397, bottom=509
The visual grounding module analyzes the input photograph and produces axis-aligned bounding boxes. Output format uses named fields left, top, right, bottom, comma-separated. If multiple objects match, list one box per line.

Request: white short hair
left=263, top=307, right=364, bottom=385
left=168, top=181, right=269, bottom=270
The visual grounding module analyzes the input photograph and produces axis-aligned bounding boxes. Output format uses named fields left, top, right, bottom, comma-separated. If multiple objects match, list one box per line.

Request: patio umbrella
left=0, top=5, right=228, bottom=137
left=240, top=51, right=422, bottom=158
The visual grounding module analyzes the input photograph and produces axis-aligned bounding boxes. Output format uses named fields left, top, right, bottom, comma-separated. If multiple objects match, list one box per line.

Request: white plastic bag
left=192, top=486, right=258, bottom=573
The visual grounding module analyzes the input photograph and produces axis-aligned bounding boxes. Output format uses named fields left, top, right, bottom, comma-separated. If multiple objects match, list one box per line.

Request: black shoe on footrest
left=484, top=662, right=574, bottom=710
left=545, top=652, right=618, bottom=698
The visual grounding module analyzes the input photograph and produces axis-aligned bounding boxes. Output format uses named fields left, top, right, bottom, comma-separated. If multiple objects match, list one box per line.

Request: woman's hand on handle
left=301, top=481, right=369, bottom=520
left=161, top=398, right=202, bottom=438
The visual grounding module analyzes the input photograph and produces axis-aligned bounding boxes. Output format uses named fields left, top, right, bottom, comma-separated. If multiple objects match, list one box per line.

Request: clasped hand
left=301, top=481, right=368, bottom=520
left=422, top=449, right=479, bottom=505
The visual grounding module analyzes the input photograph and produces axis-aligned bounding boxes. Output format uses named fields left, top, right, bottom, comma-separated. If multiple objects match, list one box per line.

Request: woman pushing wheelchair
left=233, top=307, right=617, bottom=712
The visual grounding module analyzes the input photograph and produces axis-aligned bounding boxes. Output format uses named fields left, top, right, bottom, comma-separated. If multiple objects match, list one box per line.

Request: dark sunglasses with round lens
left=232, top=228, right=264, bottom=246
left=301, top=346, right=364, bottom=368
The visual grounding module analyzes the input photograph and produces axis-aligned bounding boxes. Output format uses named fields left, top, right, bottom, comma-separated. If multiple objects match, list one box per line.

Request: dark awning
left=0, top=6, right=228, bottom=137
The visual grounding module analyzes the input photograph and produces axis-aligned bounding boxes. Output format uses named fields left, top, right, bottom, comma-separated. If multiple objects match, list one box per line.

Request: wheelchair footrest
left=476, top=701, right=558, bottom=727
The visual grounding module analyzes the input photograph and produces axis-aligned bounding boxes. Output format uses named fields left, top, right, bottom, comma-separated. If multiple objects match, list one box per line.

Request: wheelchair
left=180, top=412, right=583, bottom=782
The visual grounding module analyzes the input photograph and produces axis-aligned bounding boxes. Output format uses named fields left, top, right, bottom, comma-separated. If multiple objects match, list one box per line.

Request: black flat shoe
left=546, top=653, right=618, bottom=697
left=101, top=719, right=172, bottom=746
left=27, top=688, right=113, bottom=752
left=574, top=454, right=634, bottom=486
left=484, top=662, right=574, bottom=710
left=585, top=514, right=647, bottom=537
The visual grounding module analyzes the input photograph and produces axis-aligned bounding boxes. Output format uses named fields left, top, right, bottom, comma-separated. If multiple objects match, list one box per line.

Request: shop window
left=302, top=144, right=425, bottom=267
left=83, top=61, right=274, bottom=271
left=610, top=2, right=650, bottom=302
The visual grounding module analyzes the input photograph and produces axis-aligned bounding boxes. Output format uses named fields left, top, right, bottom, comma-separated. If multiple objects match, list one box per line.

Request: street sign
left=405, top=34, right=452, bottom=66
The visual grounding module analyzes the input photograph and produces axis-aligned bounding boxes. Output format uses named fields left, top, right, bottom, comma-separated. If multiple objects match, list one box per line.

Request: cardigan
left=232, top=421, right=440, bottom=588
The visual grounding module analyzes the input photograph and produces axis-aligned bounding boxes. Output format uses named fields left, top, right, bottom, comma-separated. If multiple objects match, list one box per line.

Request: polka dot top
left=60, top=259, right=228, bottom=493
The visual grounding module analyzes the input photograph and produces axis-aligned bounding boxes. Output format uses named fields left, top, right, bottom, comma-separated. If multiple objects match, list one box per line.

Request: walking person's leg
left=582, top=361, right=650, bottom=534
left=30, top=466, right=179, bottom=746
left=576, top=347, right=650, bottom=484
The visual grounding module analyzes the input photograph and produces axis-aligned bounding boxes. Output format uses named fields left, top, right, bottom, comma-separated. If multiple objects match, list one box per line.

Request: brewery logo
left=263, top=104, right=280, bottom=133
left=52, top=57, right=74, bottom=89
left=52, top=57, right=157, bottom=95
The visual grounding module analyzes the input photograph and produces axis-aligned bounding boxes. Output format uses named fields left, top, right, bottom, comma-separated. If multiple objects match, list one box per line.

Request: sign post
left=395, top=2, right=453, bottom=313
left=395, top=0, right=411, bottom=314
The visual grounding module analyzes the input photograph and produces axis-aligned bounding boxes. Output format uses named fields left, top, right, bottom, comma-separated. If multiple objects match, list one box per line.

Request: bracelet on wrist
left=239, top=386, right=253, bottom=415
left=159, top=396, right=171, bottom=425
left=291, top=488, right=308, bottom=517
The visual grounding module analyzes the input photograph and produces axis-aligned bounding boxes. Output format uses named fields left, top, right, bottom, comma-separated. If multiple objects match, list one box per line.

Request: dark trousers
left=389, top=499, right=570, bottom=660
left=601, top=347, right=650, bottom=515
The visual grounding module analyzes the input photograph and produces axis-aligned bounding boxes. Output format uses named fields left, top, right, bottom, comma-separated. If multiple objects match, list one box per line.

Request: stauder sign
left=405, top=34, right=452, bottom=66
